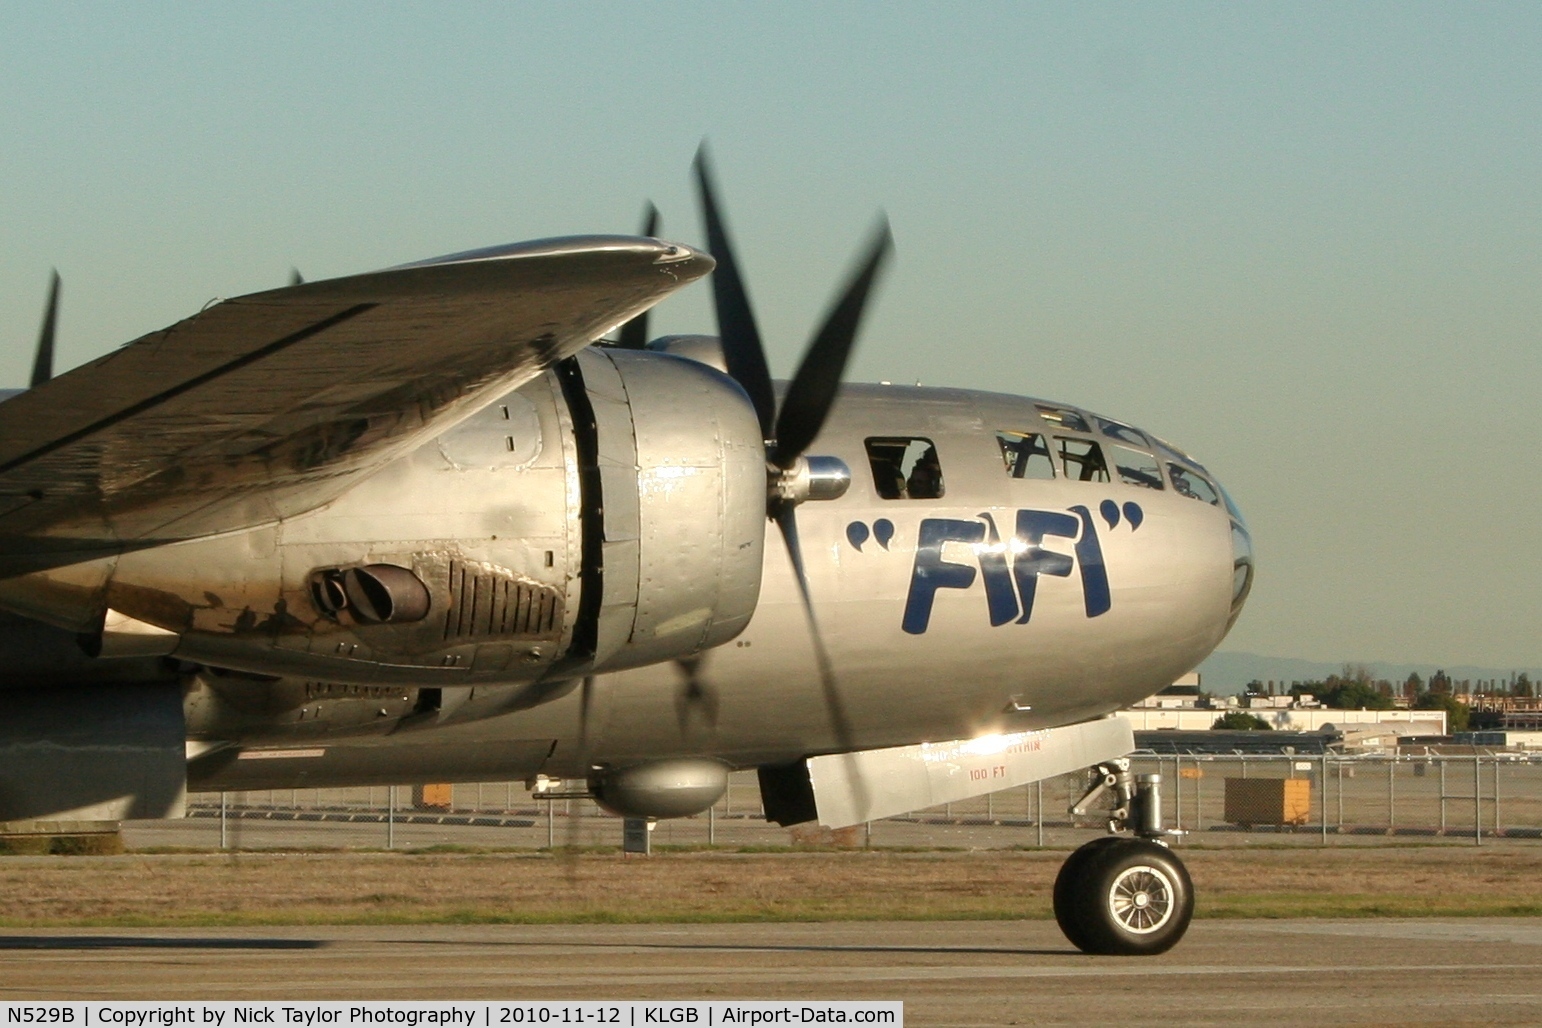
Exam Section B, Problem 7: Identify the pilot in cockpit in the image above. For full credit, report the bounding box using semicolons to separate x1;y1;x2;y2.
906;445;943;499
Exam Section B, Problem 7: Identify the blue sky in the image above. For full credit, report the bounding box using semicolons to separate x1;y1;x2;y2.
2;3;1539;668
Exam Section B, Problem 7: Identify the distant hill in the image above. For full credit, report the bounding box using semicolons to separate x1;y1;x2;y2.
1196;651;1542;695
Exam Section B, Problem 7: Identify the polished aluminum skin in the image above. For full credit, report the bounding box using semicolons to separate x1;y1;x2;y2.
182;367;1249;793
87;346;766;692
0;237;711;627
0;159;1257;958
0;234;1251;821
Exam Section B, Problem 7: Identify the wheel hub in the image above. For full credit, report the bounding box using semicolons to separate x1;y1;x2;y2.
1108;865;1174;934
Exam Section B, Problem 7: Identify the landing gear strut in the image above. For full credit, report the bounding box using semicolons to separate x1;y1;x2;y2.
1052;758;1194;955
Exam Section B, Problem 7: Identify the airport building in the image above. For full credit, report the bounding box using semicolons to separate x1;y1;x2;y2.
1123;674;1447;744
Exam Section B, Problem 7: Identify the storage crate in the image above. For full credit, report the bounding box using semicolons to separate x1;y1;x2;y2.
1224;777;1312;827
412;783;454;811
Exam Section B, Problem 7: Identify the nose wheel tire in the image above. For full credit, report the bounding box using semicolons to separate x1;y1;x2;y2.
1052;836;1123;952
1053;838;1193;955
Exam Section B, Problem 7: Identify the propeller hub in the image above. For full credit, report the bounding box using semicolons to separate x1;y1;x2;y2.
771;455;851;506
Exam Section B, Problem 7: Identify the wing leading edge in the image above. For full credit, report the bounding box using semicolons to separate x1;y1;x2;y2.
0;236;711;575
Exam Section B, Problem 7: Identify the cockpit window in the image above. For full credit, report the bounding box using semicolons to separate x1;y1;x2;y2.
1219;482;1247;528
865;437;945;499
995;431;1056;480
1151;434;1208;472
1055;437;1109;482
1097;417;1149;448
1168;463;1220;505
1109;444;1164;490
1035;405;1091;433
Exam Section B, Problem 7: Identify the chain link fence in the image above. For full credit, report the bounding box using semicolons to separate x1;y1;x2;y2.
121;752;1542;851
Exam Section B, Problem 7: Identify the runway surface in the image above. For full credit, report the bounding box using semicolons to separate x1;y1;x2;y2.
3;919;1541;1026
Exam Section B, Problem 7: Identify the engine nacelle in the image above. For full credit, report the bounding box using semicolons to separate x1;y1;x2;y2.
0;348;767;691
589;758;730;819
583;348;766;673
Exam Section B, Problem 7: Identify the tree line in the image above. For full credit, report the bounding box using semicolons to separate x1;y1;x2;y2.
1224;664;1536;734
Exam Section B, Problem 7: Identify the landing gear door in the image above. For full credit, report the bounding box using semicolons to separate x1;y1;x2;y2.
804;716;1135;828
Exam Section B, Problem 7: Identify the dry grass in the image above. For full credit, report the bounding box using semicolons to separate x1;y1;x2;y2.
0;844;1539;927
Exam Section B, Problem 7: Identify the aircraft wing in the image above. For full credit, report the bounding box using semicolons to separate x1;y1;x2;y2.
0;236;711;574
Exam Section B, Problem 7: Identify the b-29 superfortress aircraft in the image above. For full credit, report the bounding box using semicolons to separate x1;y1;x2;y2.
0;152;1252;955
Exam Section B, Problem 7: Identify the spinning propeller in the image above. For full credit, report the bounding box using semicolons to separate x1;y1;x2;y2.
19;266;305;392
568;148;891;841
29;270;60;387
692;144;893;771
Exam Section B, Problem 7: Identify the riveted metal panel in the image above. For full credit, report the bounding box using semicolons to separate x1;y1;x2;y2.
576;350;642;668
598;350;765;670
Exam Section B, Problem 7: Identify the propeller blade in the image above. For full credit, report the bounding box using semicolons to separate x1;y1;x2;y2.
615;202;661;350
694;144;776;439
770;218;893;469
563;674;596;874
30;270;59;388
674;653;720;734
576;674;594;768
289;268;304;287
773;503;868;815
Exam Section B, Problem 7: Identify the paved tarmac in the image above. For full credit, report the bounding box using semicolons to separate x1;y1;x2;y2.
3;919;1541;1025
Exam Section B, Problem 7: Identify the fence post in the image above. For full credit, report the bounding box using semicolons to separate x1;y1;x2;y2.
1388;754;1396;835
1320;753;1328;845
1174;757;1182;832
1337;759;1344;829
220;791;228;850
1440;759;1447;835
1474;756;1482;847
1494;758;1501;836
387;785;396;849
708;801;716;846
1036;779;1044;848
1195;758;1204;832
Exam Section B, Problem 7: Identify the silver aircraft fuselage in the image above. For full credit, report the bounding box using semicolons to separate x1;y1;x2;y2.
176;361;1250;789
0;215;1242;956
571;381;1246;770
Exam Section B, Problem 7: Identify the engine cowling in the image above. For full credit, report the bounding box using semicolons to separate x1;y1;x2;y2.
583;348;766;673
3;348;767;690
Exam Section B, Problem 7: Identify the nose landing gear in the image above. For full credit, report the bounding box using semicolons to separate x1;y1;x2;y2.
1053;759;1194;955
